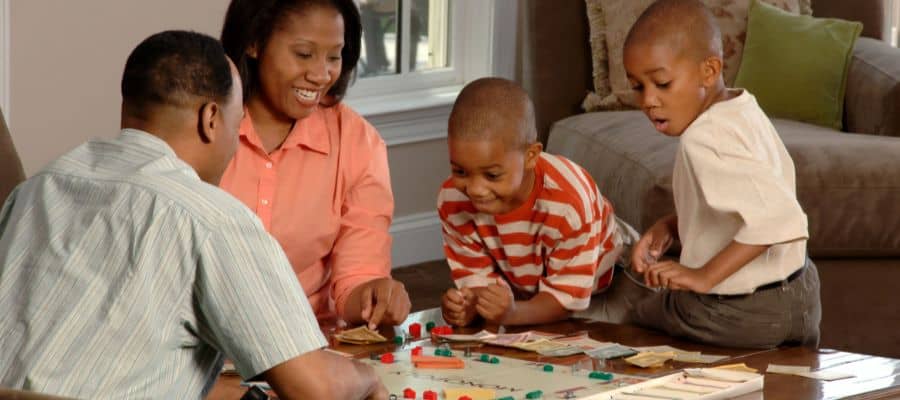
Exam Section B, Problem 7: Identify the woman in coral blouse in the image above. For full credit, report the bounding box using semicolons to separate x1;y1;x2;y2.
219;0;410;328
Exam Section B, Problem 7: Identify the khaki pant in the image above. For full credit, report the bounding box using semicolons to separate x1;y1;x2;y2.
577;259;822;349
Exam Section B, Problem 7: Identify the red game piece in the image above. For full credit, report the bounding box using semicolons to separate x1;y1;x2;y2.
380;353;394;364
431;325;454;336
458;396;473;400
403;388;416;399
409;322;422;338
412;346;423;356
423;390;438;400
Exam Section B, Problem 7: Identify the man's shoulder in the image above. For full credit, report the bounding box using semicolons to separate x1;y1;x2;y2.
41;137;259;233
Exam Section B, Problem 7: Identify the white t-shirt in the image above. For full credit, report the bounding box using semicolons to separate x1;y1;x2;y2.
673;90;808;295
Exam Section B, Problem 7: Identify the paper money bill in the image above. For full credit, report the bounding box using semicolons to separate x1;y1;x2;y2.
586;344;638;359
334;326;387;344
625;351;677;368
766;364;812;375
713;363;758;373
513;339;582;356
632;345;726;363
795;370;855;381
438;330;497;342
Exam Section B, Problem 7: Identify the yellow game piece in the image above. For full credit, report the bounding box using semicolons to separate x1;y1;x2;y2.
443;387;496;400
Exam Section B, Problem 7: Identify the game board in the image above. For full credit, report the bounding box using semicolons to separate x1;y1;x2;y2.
366;345;764;400
365;344;646;400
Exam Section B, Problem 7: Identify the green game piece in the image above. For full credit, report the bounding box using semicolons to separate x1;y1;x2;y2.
489;357;500;364
525;390;543;399
589;371;613;380
434;348;442;356
426;321;436;332
497;397;515;400
443;350;453;357
480;354;490;362
543;364;554;372
393;335;404;345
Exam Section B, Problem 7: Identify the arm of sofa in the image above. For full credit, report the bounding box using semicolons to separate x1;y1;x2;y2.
0;108;26;204
843;37;900;137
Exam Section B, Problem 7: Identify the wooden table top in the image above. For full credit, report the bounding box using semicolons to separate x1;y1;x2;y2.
207;308;900;400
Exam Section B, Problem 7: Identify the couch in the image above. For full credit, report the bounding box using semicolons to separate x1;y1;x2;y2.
521;0;900;357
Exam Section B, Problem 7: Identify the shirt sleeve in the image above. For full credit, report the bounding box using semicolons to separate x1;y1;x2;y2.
438;186;498;289
329;118;394;320
681;127;808;245
540;190;617;311
194;211;327;379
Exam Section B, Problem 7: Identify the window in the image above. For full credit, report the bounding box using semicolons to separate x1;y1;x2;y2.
892;0;899;47
345;0;514;120
357;0;450;78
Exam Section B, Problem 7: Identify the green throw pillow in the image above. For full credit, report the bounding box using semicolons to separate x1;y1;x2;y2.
734;0;862;130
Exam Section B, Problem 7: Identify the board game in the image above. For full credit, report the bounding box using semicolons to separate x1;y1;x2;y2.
364;344;644;400
364;345;763;400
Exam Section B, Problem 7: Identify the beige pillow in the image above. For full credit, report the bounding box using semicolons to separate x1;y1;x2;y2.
583;0;812;111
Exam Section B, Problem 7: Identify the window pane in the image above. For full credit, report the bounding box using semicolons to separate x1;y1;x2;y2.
409;0;451;72
359;0;399;77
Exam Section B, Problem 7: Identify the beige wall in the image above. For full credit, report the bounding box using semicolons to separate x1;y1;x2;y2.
7;1;453;223
9;0;229;176
387;139;449;216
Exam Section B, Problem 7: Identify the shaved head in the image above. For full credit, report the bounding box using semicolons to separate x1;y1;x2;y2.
448;77;537;150
625;0;721;62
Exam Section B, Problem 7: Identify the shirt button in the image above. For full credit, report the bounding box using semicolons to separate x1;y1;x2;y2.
261;199;269;206
265;162;273;169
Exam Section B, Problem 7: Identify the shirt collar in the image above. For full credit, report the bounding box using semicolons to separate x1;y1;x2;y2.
240;108;331;155
119;128;178;158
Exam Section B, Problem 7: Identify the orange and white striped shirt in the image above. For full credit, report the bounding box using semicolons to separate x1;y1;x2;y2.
438;153;625;311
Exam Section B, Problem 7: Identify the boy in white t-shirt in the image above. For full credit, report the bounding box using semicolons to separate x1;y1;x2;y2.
622;0;821;348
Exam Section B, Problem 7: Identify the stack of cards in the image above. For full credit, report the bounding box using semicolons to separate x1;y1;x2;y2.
334;326;388;345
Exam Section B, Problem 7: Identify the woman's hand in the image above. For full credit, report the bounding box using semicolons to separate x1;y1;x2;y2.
357;278;411;329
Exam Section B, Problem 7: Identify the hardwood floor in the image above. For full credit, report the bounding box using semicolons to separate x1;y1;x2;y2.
392;259;452;312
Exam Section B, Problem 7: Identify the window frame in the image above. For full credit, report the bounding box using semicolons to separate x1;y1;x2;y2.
344;0;514;122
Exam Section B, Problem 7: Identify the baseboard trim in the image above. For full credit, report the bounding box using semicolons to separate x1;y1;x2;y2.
390;211;443;268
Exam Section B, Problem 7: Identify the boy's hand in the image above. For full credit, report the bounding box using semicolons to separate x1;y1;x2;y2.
475;278;515;324
359;278;412;329
441;287;478;327
631;219;676;273
644;261;713;293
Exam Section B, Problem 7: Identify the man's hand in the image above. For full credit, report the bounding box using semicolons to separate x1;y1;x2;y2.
365;380;389;400
644;260;713;293
441;287;478;327
264;350;389;400
631;216;676;273
475;278;515;324
358;278;411;329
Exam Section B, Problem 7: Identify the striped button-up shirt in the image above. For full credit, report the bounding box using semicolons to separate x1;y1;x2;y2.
0;129;326;399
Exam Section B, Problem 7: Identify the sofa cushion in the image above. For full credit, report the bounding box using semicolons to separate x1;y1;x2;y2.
735;0;862;131
547;110;900;257
583;0;811;111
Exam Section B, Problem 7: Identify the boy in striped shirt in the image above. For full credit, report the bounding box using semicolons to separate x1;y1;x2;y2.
438;78;634;327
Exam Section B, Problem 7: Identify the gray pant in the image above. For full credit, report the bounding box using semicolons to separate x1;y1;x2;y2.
577;259;822;349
